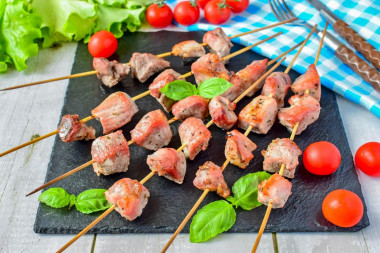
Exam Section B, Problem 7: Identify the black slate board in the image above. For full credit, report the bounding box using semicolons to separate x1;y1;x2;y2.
34;31;369;234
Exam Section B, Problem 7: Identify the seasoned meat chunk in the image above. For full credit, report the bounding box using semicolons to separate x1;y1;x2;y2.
258;173;292;209
191;53;230;85
147;148;186;184
172;40;206;58
193;161;230;198
105;178;150;221
221;73;244;102
149;69;185;112
225;130;257;169
262;72;292;108
58;114;95;142
209;96;237;130
278;94;321;135
131;110;172;150
291;64;321;101
236;59;268;97
91;130;130;176
262;138;302;178
93;57;130;87
172;95;209;121
238;95;278;134
203;28;233;61
130;53;170;83
91;92;138;134
179;117;212;160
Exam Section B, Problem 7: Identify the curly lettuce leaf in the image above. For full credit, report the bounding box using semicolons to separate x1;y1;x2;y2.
0;0;42;71
31;0;97;47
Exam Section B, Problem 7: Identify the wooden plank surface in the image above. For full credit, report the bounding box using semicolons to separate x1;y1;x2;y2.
0;42;379;253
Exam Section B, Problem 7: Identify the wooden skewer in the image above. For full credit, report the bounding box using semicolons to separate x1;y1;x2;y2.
56;170;156;253
26;35;281;195
161;125;253;253
251;22;329;253
1;18;297;92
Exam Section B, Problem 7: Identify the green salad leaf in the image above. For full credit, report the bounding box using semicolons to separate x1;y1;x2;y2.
75;189;111;214
38;188;72;209
197;78;233;99
0;0;42;71
190;200;236;243
160;80;199;101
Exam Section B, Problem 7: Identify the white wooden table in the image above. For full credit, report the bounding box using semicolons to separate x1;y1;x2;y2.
0;43;379;253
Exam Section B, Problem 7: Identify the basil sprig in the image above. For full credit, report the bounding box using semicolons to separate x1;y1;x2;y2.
159;78;233;101
38;187;111;214
189;172;271;243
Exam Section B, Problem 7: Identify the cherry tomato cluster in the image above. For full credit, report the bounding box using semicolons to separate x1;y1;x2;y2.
146;0;250;28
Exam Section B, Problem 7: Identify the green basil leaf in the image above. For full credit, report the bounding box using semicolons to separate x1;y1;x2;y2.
226;196;237;206
75;189;111;214
69;194;76;209
232;172;271;210
197;78;233;99
38;188;71;208
190;200;236;243
159;80;198;101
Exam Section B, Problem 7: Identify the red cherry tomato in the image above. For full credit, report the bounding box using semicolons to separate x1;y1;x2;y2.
226;0;249;13
197;0;211;9
204;0;231;25
303;141;341;175
88;31;118;58
322;189;363;227
355;142;380;177
174;1;200;26
146;3;173;28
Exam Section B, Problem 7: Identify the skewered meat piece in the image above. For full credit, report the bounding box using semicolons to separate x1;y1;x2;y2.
172;40;206;58
91;92;138;134
262;138;302;178
225;130;257;169
93;58;130;88
131;110;172;150
57;114;95;142
191;53;230;85
237;59;268;97
221;73;245;102
209;95;237;130
203;28;233;61
130;53;170;83
193;161;230;198
179;117;212;160
105;178;150;221
91;130;130;176
147;148;186;184
172;95;209;121
149;69;185;112
278;94;321;135
258;173;292;209
238;95;278;134
261;72;292;108
291;64;321;101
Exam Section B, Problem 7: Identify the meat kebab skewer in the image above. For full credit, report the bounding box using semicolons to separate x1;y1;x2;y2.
251;22;328;253
1;34;285;159
0;18;297;92
26;34;285;195
160;27;317;253
56;58;287;253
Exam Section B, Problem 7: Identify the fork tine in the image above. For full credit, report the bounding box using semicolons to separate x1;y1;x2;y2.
268;0;283;21
280;0;297;19
269;0;287;21
274;0;292;20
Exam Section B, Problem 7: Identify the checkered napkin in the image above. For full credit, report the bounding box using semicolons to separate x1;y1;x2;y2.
164;0;380;118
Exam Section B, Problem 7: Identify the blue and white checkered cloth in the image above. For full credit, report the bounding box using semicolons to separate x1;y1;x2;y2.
165;0;380;118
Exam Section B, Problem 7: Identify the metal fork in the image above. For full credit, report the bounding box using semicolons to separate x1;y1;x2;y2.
268;0;380;91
